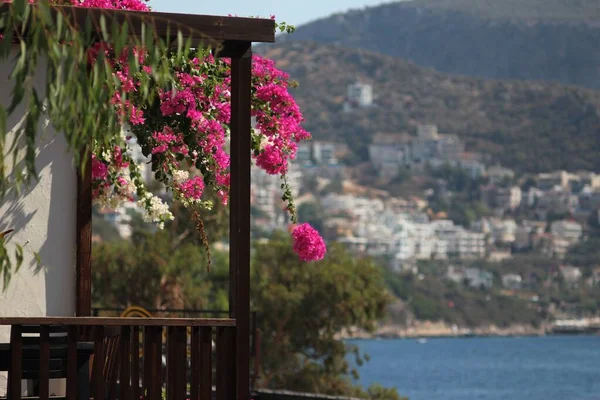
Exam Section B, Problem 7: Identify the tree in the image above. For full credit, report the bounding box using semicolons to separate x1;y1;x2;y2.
92;229;218;310
297;201;326;233
92;211;400;398
251;232;395;396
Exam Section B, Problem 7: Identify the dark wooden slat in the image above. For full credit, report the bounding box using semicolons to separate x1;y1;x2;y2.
0;317;236;327
253;328;261;389
144;326;162;400
199;327;212;400
190;326;202;400
167;327;175;400
143;327;151;399
131;326;140;400
167;327;187;400
229;44;252;400
93;326;105;400
121;326;132;400
175;327;187;400
66;326;77;400
216;327;235;400
0;4;276;43
76;152;92;317
9;325;23;400
39;325;50;400
104;327;120;400
190;327;200;400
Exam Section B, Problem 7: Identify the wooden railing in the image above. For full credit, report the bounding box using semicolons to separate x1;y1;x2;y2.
0;317;237;400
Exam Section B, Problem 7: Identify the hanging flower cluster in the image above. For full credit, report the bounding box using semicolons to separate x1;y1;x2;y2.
46;0;327;261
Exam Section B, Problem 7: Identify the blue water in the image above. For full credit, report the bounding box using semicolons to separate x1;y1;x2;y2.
348;336;600;400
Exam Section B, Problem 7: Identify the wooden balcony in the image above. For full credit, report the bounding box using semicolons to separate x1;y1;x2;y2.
0;317;237;400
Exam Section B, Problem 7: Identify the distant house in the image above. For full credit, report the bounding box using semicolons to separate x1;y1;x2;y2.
432;220;486;259
446;266;493;289
513;220;546;251
368;133;412;178
551;220;583;244
534;190;579;219
313;141;339;165
559;265;582;287
486;166;515;185
502;273;523;290
537;170;574;191
465;268;494;289
480;185;522;213
346;81;373;108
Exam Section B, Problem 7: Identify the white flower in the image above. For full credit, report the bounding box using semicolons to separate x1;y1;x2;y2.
172;170;190;184
137;193;174;228
102;149;112;162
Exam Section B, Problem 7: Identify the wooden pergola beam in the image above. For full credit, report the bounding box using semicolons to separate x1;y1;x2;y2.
228;40;252;400
0;4;276;44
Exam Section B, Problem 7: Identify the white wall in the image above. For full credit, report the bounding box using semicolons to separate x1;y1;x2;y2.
0;50;77;395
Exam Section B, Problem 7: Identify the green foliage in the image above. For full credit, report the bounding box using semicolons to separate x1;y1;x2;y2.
251;233;394;396
565;238;600;270
383;267;543;327
92;229;214;309
91;213;400;396
281;0;600;91
297;201;326;232
260;41;600;172
412;0;600;21
0;0;202;289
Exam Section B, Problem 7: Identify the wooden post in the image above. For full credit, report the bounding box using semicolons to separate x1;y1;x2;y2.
76;150;92;317
227;40;252;400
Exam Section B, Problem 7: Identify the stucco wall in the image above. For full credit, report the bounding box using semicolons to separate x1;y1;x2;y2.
0;50;77;395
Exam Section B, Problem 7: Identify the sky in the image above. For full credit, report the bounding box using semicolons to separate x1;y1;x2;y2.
148;0;396;27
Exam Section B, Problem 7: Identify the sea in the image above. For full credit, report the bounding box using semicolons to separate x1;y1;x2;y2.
348;335;600;400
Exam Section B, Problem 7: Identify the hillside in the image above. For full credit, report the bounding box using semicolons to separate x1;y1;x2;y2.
276;0;600;89
259;42;600;172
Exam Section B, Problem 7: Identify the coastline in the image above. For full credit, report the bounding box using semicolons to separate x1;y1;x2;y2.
337;321;551;340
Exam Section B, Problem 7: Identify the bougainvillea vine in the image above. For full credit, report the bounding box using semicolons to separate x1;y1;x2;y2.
34;0;327;261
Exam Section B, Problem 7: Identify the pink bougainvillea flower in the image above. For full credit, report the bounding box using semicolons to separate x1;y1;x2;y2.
178;176;205;200
91;155;109;180
292;223;327;262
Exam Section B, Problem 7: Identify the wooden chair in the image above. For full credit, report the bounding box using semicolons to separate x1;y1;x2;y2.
89;326;122;400
2;325;123;400
3;325;93;399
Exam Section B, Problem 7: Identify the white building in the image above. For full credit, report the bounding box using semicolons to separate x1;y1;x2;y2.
537;170;574;191
313;141;338;165
368;133;412;178
347;82;373;108
513;221;546;251
432;220;486;259
436;134;464;161
251;164;302;229
295;143;312;166
560;265;582;287
474;217;517;244
486;166;515;185
502;273;523;289
459;159;487;179
551;220;583;244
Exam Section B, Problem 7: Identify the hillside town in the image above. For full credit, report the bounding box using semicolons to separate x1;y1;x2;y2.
95;83;600;299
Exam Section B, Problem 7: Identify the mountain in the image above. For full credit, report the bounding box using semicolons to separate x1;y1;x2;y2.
277;0;600;89
259;42;600;172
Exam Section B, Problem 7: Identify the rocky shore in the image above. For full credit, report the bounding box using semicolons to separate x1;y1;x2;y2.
337;321;548;340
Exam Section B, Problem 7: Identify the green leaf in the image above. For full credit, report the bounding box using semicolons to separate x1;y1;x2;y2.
13;0;26;20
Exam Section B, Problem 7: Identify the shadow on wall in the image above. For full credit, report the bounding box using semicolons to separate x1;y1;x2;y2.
0;132;77;316
38;135;77;316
